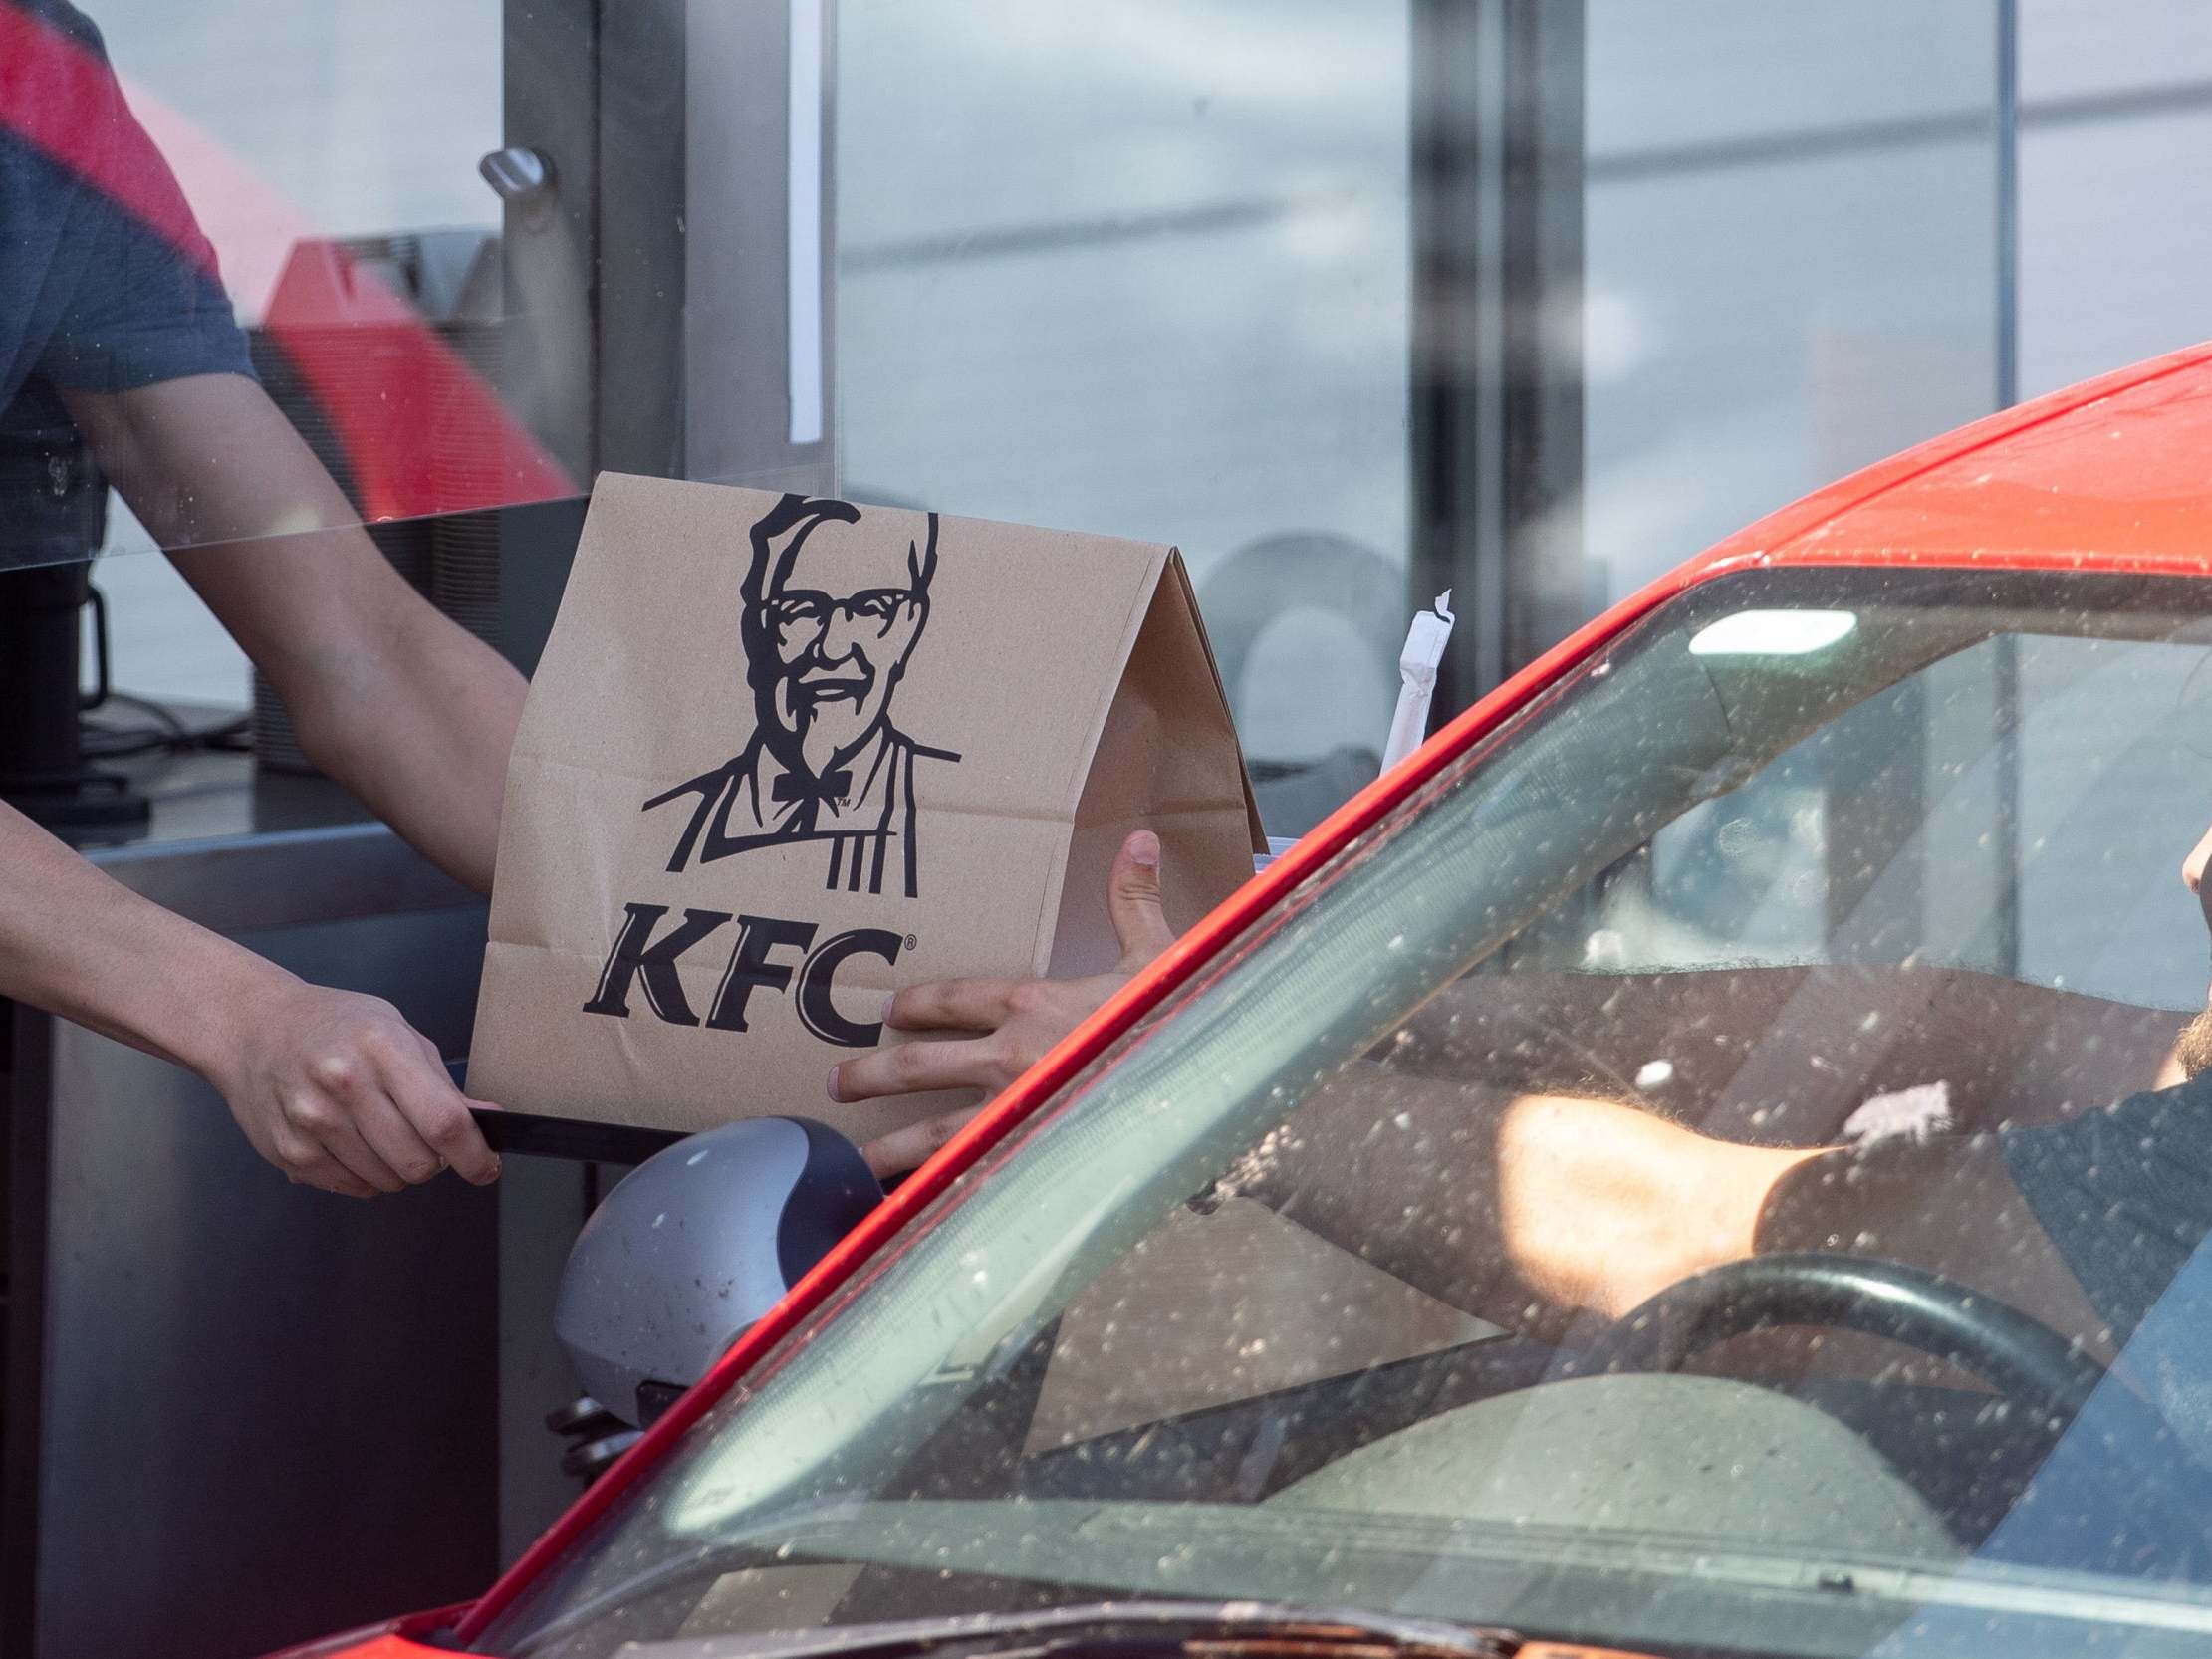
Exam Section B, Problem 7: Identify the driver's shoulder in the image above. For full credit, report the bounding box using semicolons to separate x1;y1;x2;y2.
2000;1068;2212;1236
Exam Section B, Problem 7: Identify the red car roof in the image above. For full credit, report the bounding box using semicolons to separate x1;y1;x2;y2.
1692;340;2212;579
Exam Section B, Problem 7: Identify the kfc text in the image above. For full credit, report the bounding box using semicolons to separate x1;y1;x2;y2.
582;902;907;1047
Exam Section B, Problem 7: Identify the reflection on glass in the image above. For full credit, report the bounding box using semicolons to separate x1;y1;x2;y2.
0;0;577;790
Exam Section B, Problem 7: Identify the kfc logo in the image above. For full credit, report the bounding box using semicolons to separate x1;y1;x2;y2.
642;493;960;899
580;904;904;1048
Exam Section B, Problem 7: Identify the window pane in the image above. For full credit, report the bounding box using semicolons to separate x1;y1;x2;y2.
1585;0;2001;605
836;0;1412;808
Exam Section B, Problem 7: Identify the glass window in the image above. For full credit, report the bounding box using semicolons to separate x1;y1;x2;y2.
1584;1;2002;606
835;0;1413;816
0;0;530;715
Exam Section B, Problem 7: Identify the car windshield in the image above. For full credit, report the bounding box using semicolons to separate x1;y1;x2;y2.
480;566;2212;1659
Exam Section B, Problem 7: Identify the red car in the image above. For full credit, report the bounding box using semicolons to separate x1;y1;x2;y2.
272;342;2212;1658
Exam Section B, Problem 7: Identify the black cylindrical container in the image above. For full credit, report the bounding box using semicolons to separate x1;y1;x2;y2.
0;399;146;829
0;562;89;784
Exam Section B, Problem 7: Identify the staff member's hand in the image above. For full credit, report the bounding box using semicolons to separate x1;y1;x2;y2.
835;830;1176;1177
211;978;502;1197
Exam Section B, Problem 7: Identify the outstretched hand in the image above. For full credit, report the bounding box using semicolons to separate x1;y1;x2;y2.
212;978;503;1197
837;830;1176;1177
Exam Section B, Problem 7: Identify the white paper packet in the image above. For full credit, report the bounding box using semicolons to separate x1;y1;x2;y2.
1382;590;1457;774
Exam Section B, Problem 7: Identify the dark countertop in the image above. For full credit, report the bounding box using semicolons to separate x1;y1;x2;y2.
69;745;479;933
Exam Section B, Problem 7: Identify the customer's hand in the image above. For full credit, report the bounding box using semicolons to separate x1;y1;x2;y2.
208;977;502;1196
838;830;1176;1177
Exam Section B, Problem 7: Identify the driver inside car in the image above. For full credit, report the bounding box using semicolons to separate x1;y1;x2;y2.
836;822;2212;1367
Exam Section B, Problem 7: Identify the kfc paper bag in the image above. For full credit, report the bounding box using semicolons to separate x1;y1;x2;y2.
469;474;1264;1142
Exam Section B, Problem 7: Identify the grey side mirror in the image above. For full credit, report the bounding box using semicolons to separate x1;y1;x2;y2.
554;1116;882;1427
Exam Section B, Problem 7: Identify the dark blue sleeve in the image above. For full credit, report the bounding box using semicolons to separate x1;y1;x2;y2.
2002;1072;2212;1346
6;0;252;394
34;194;253;393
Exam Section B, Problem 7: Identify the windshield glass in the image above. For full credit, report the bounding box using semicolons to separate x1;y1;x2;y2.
480;567;2212;1659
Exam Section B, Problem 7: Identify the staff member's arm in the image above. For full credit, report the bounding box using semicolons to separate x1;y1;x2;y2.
0;802;498;1196
0;372;519;1196
0;5;505;1195
64;373;523;893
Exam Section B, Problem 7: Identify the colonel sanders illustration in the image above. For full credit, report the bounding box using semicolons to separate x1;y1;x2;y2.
643;493;960;899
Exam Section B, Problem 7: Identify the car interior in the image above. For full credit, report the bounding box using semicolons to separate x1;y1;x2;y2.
889;574;2212;1582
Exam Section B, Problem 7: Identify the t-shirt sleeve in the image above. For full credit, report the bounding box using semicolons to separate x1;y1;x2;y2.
19;1;252;393
2001;1073;2212;1345
34;194;253;393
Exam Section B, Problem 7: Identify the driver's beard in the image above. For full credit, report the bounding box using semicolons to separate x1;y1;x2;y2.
2177;1000;2212;1081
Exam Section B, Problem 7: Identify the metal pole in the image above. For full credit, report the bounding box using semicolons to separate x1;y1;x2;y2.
1996;0;2020;410
1409;0;1586;721
1994;0;2023;976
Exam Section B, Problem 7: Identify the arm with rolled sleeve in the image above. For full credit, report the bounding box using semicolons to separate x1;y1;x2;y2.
0;0;514;1193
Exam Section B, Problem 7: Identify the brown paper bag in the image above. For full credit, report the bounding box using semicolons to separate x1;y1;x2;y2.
469;474;1263;1141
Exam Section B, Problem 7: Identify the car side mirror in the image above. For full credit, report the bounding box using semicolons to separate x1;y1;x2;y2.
554;1116;882;1428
